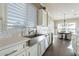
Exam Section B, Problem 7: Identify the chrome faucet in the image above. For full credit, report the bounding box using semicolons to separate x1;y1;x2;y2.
28;30;34;34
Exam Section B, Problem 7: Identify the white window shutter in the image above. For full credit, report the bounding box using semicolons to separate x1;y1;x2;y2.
7;3;26;29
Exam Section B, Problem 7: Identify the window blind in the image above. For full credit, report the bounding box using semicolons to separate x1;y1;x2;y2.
7;3;26;29
27;4;37;27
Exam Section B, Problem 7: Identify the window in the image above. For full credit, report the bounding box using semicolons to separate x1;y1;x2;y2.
6;3;26;29
27;3;37;27
58;23;76;34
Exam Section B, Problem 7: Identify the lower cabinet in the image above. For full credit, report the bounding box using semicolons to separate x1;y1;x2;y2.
0;35;51;56
37;42;41;56
26;39;46;56
48;35;52;45
0;42;25;56
17;52;25;56
76;37;79;56
44;38;49;50
37;39;45;56
16;50;26;56
26;44;38;56
72;35;77;55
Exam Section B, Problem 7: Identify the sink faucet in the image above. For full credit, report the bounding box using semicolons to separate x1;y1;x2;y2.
28;30;34;34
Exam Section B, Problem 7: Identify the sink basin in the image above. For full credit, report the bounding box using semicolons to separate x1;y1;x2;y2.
24;34;43;38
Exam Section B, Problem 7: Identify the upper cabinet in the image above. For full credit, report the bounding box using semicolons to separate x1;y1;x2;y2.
38;9;48;26
48;14;54;33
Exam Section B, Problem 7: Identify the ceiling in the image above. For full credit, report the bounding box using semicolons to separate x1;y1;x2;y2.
43;3;79;20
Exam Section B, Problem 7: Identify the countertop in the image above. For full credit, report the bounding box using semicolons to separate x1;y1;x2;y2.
58;32;71;34
0;33;48;51
0;36;31;51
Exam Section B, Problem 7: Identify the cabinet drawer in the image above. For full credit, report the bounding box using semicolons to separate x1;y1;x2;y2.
18;42;25;50
16;49;25;56
0;42;25;56
16;52;25;56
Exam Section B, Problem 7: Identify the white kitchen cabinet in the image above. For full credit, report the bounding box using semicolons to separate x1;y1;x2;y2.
16;51;26;56
44;37;49;50
49;36;52;45
45;35;51;46
26;44;38;56
0;36;50;56
40;39;45;55
17;52;25;56
0;42;25;56
38;9;47;26
38;39;45;56
72;35;77;55
49;33;53;45
76;37;79;56
37;42;41;56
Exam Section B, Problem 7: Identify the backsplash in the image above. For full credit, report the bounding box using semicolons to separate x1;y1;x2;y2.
37;26;48;34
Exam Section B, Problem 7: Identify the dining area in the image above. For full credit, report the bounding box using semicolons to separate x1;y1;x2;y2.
58;32;72;41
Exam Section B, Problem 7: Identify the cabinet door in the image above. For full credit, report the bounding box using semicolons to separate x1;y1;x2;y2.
37;39;45;56
16;52;25;56
42;10;47;26
37;43;41;56
71;35;77;55
26;44;38;56
38;9;47;26
38;9;43;25
40;39;45;55
49;34;52;45
44;38;49;50
49;37;52;45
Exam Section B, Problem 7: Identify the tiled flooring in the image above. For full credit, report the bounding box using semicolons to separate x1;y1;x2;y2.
43;38;75;56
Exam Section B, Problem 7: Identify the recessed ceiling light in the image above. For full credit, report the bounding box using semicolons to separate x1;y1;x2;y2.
72;10;74;12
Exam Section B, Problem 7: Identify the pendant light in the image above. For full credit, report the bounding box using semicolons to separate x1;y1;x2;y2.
63;13;66;32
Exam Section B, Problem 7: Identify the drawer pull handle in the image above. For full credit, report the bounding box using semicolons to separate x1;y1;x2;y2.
5;50;17;56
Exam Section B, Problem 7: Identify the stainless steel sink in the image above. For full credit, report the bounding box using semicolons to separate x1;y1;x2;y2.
24;34;44;47
27;35;45;46
24;34;43;38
